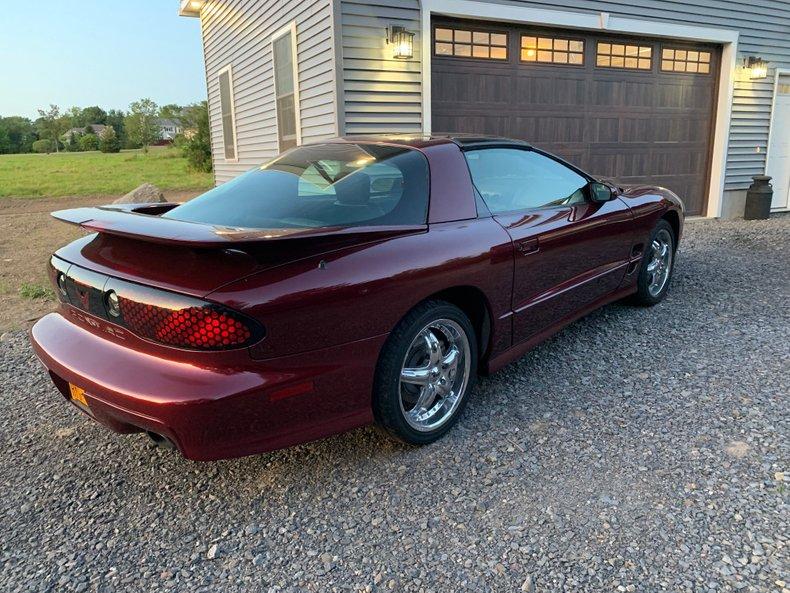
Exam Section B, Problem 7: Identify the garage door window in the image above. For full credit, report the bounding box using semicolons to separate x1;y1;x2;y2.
464;149;588;213
435;27;507;60
661;48;711;74
596;42;652;70
521;36;584;65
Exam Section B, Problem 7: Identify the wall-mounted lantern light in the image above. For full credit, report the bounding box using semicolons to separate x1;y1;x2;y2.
386;25;415;60
745;56;768;80
178;0;205;17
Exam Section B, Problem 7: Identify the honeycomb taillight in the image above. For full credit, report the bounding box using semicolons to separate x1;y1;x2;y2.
48;257;263;351
118;297;260;350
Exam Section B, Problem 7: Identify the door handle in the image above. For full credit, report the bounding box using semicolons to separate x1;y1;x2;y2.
516;238;539;255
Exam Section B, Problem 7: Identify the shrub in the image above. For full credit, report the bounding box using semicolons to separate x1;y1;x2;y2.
180;102;212;173
65;132;81;152
99;125;121;153
32;139;53;153
79;133;99;151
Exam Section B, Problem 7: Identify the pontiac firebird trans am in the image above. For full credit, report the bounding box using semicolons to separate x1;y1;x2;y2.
30;135;683;460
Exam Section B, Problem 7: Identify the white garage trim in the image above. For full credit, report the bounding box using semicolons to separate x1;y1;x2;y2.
420;0;740;218
765;68;790;213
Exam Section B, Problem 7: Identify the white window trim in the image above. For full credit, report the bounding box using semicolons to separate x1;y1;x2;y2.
271;21;302;150
420;0;740;219
217;64;239;163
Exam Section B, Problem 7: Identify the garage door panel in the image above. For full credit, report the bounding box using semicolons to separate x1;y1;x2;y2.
586;152;620;178
616;116;707;145
431;18;718;216
432;71;513;105
588;118;620;143
621;118;655;143
659;118;709;144
531;117;586;144
432;114;511;136
514;76;587;106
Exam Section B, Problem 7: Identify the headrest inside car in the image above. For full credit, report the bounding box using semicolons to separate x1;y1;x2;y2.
334;172;371;205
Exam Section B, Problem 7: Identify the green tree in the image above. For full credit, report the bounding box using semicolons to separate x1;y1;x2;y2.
105;109;127;146
83;125;95;136
99;125;121;153
125;98;159;152
65;132;80;152
158;103;182;120
0;116;36;153
78;133;99;151
78;106;107;126
64;105;107;128
180;101;212;173
36;104;67;152
0;126;10;153
32;139;54;153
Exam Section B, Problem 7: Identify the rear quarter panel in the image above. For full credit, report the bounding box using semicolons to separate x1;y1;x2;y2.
208;217;514;360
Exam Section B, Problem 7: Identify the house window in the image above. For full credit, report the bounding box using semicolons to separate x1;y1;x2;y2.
521;36;584;65
661;48;711;73
434;27;508;60
217;66;237;161
272;23;300;152
596;42;652;70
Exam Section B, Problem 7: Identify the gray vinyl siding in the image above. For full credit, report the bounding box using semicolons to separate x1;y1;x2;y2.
341;0;423;135
200;0;337;184
339;0;790;191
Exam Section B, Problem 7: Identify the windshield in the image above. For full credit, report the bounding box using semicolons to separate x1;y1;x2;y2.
164;143;430;229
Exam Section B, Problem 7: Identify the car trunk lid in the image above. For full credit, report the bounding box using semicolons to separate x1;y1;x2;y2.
52;203;425;297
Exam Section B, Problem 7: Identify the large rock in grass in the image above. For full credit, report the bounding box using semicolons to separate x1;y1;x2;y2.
113;183;165;204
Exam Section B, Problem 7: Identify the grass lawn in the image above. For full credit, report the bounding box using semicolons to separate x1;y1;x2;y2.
0;146;213;198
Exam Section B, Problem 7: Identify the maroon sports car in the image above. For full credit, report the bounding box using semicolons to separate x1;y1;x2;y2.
31;135;683;460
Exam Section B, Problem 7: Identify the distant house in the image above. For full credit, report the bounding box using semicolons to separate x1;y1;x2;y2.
61;124;108;140
154;118;183;141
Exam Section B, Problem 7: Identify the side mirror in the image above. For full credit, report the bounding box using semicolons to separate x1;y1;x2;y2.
589;182;614;203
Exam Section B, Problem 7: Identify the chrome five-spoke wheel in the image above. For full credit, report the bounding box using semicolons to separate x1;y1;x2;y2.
399;319;472;432
373;301;477;444
646;228;673;297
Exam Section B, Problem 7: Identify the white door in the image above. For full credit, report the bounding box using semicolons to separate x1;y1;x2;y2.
766;73;790;210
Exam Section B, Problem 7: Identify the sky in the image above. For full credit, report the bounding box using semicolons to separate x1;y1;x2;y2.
0;0;207;119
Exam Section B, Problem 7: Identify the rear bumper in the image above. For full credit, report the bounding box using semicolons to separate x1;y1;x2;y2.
30;313;384;460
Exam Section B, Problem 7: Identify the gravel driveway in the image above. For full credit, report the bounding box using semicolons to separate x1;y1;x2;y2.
1;217;787;593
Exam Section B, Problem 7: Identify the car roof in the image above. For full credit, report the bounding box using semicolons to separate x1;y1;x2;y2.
323;134;533;150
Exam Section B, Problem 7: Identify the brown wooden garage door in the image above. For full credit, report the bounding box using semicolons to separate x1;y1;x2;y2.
431;18;720;216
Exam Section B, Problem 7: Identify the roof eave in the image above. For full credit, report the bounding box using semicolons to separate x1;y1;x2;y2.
178;0;202;17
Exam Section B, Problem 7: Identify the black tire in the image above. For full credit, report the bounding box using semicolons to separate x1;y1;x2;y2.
373;300;478;445
631;219;676;306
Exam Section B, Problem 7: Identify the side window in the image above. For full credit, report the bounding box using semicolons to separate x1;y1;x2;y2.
217;66;237;161
464;148;588;213
272;24;300;153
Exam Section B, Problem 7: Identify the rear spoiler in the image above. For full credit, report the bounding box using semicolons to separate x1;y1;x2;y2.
51;204;426;248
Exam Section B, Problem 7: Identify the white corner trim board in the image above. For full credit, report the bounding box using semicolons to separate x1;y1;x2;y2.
419;0;740;218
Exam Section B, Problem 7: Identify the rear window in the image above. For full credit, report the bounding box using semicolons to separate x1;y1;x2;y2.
165;143;429;229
